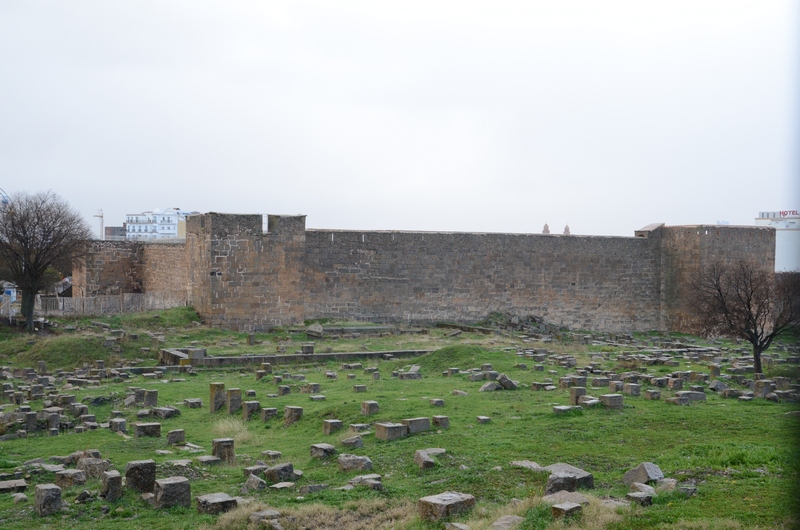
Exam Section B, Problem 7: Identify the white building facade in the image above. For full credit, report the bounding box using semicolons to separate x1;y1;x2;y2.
754;209;800;272
125;208;196;241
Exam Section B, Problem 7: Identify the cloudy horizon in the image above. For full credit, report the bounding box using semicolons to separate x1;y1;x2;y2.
1;1;797;239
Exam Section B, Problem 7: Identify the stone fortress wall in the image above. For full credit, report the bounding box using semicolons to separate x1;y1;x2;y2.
73;213;775;333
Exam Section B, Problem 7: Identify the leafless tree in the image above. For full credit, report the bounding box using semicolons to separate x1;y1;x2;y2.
0;191;92;330
693;260;800;373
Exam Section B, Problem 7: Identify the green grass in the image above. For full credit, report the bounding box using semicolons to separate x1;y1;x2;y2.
0;310;797;529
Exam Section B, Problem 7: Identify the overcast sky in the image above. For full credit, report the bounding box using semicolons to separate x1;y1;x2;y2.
0;1;797;238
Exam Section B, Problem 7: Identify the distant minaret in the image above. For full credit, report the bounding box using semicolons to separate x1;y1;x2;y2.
542;223;550;235
563;224;570;236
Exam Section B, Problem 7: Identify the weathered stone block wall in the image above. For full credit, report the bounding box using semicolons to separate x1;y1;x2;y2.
73;241;144;296
141;244;188;293
659;225;775;332
185;213;306;331
302;228;663;331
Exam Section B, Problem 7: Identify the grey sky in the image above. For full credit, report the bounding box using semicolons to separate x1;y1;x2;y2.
1;1;797;238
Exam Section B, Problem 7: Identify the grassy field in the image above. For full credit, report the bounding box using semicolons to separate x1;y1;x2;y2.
0;309;798;529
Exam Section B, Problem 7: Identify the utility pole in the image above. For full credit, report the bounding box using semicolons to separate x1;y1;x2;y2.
94;209;104;240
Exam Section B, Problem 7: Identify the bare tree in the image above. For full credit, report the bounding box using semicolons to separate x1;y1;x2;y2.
693;260;800;373
0;191;92;330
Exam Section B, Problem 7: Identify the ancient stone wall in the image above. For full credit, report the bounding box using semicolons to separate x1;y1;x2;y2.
302;228;663;331
77;214;776;334
185;213;306;331
73;241;144;296
658;225;775;332
73;241;188;297
141;244;187;294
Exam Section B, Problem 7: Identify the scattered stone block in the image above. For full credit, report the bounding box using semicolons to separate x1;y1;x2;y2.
77;457;109;479
100;470;122;502
569;387;586;406
541;490;590;506
196;492;237;514
622;462;664;486
125;460;156;493
543;463;594;489
284;406;303;426
323;419;343;435
342;435;363;448
626;491;653;505
645;389;661;400
154;476;191;509
552;501;582;518
250;509;281;524
622;383;640;396
477;416;491;424
338;454;373;472
242;401;261;421
212;438;235;463
361;401;379;415
0;479;27;493
599;394;623;410
55;469;87;488
196;455;221;466
432;415;450;429
34;484;62;516
167;429;186;445
375;422;408;441
226;388;242;414
415;450;436;470
184;398;202;408
311;443;337;459
418;491;476;521
242;473;267;493
491;515;525;529
265;462;294;483
261;407;278;421
402;417;431;434
134;422;161;438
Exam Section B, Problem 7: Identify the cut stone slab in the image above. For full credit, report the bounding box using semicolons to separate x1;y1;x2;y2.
626;491;653;505
415;450;436;470
342;435;364;448
242;473;267;493
622;462;664;486
338;454;373;472
0;479;27;493
543;463;594;489
134;422;161;438
630;482;656;496
432;415;450;429
310;443;337;459
552;501;582;518
196;455;222;466
361;401;379;415
284;406;303;427
545;473;577;495
34;483;62;516
491;515;524;529
401;417;431;434
212;438;235;463
541;490;590;506
418;491;476;522
77;457;109;479
250;509;281;523
323;419;343;435
55;469;87;488
375;422;407;441
476;416;491;424
196;492;238;514
265;462;295;483
154;476;191;509
100;470;122;502
270;481;295;490
125;460;156;493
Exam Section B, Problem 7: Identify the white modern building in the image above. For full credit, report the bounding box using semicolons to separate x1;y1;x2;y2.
125;208;198;241
755;210;800;272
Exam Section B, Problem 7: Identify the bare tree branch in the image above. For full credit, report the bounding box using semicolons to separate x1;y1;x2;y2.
0;191;92;330
692;260;800;373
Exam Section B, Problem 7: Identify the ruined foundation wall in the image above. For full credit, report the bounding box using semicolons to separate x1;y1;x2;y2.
141;244;188;294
